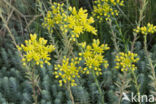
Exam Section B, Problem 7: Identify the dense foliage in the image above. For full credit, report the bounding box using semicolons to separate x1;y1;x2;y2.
1;0;156;104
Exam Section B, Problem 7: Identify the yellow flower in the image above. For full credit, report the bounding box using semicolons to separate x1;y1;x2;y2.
54;56;81;86
92;0;124;22
43;2;97;41
17;33;55;67
79;39;109;76
115;51;139;72
133;23;156;35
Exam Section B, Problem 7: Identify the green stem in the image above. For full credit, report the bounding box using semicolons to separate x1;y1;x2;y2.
67;84;75;104
31;64;38;104
92;70;104;104
66;0;69;11
131;70;141;104
144;36;156;86
107;20;119;52
114;17;128;52
131;0;148;52
117;71;127;104
32;72;38;104
114;17;122;36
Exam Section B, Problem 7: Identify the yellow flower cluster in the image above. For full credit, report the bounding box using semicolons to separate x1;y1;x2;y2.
92;0;124;21
79;39;109;76
43;2;97;41
54;57;81;86
115;51;139;72
42;2;65;32
133;23;156;35
17;34;55;67
67;7;97;41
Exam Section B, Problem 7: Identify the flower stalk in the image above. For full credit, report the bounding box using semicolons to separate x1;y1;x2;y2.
30;68;39;104
92;70;104;104
67;83;75;104
131;0;148;52
108;20;119;52
143;35;156;87
131;70;141;104
117;71;128;104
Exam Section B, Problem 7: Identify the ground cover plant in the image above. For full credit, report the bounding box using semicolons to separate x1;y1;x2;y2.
1;0;156;104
